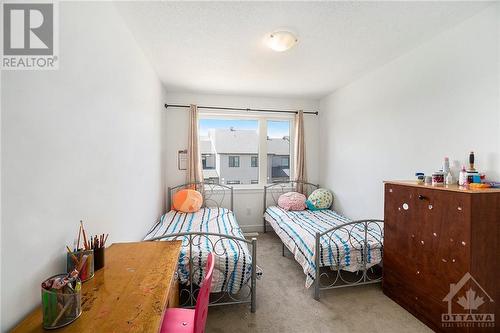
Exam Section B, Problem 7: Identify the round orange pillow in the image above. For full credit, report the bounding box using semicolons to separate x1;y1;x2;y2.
172;189;203;213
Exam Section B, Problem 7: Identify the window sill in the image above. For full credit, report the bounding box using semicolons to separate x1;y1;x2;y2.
230;185;294;193
232;186;265;193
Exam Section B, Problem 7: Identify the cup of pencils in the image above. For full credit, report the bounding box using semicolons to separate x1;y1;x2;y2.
66;248;94;282
41;272;82;329
92;234;108;270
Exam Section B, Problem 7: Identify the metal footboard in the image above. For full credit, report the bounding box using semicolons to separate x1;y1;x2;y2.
147;232;257;313
314;219;384;300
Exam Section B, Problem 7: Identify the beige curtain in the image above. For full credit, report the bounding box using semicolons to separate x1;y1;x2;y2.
294;110;307;194
187;104;203;185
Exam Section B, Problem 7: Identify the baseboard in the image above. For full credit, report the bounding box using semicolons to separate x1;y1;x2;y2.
241;225;265;233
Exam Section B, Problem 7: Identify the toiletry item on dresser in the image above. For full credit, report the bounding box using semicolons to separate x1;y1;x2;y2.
445;172;453;185
443;157;450;175
459;165;467;186
425;176;432;185
464;151;481;183
467;172;481;184
468;151;476;172
415;172;425;184
432;171;445;186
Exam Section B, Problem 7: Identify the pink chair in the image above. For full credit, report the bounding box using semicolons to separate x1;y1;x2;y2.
160;252;214;333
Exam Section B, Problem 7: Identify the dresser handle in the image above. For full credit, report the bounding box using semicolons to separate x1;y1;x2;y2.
418;195;428;201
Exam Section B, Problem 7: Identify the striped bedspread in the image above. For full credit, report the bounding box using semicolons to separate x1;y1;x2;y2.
265;206;383;288
144;207;254;294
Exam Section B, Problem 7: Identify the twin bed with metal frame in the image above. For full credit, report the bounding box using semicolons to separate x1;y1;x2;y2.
144;182;257;313
144;180;382;313
263;180;384;300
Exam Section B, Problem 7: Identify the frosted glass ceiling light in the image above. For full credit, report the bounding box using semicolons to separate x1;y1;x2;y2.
265;30;298;52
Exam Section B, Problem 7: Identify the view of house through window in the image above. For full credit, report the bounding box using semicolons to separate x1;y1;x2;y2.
199;118;259;185
267;120;291;183
199;117;292;185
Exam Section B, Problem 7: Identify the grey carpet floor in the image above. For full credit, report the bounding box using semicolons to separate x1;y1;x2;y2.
206;232;431;333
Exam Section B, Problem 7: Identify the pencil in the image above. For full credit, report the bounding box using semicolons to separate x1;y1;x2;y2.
76;225;81;251
103;233;109;247
80;220;88;250
66;246;78;265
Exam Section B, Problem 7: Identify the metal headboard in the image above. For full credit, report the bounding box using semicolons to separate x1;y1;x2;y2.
263;180;319;209
168;182;234;211
262;180;319;233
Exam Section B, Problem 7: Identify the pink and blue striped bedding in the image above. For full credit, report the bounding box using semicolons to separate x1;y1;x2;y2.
264;206;383;288
144;207;254;294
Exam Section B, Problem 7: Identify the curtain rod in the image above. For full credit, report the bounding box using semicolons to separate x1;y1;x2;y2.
164;104;318;115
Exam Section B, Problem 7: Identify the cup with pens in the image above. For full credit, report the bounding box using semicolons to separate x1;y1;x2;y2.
92;233;107;271
41;271;82;329
66;221;109;282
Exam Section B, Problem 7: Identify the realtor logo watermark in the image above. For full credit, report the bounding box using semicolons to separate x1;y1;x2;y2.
2;1;58;70
442;272;495;329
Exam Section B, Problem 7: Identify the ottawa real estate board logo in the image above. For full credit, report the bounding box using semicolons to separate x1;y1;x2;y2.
441;272;495;329
2;2;58;70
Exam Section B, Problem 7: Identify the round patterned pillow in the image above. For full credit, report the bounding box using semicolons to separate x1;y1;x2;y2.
277;192;307;211
307;188;333;210
172;189;203;213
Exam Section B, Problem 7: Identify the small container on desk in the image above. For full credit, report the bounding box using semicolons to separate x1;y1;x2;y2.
93;247;105;271
432;171;445;186
67;249;94;282
41;274;82;329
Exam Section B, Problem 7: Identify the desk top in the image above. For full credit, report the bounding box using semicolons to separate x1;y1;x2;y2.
12;241;182;333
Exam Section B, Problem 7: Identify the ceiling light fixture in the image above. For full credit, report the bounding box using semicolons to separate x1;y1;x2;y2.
264;30;298;52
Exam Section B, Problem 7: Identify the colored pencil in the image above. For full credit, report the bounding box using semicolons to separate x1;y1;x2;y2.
65;246;78;265
76;225;81;251
80;220;88;250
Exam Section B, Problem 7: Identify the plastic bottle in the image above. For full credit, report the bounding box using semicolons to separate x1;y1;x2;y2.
446;172;453;185
459;165;467;186
443;157;450;175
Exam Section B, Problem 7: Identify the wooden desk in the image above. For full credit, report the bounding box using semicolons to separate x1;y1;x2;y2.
12;241;181;333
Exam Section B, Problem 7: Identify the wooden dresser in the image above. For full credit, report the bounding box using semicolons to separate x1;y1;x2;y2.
383;181;499;333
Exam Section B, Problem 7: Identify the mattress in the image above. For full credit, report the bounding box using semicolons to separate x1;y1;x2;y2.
144;207;254;294
264;206;383;288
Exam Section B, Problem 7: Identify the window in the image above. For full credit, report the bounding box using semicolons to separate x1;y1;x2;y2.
229;156;240;168
202;154;215;170
267;120;291;183
199;118;259;185
198;116;292;186
251;156;258;167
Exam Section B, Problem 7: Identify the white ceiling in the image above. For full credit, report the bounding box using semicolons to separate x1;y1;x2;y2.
116;1;492;99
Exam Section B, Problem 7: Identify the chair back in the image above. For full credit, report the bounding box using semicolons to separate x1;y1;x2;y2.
193;252;215;333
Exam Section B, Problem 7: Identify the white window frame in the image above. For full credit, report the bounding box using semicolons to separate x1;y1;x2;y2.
198;111;295;188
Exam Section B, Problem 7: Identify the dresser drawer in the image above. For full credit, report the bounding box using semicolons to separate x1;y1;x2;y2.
383;266;468;333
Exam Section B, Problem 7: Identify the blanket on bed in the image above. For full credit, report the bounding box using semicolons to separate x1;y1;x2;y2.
264;206;383;288
144;207;255;294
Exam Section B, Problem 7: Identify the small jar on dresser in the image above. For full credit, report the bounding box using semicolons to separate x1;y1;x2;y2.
383;181;499;333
